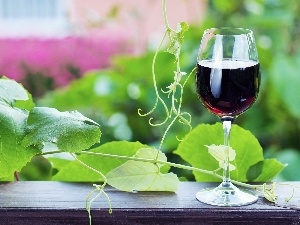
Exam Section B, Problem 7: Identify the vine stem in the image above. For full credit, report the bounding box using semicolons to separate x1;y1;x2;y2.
162;0;170;30
158;114;180;151
139;0;193;156
80;151;263;189
137;0;172;123
70;153;112;225
14;171;20;181
40;150;263;190
70;153;107;186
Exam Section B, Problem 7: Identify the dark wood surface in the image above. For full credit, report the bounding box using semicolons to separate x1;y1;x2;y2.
0;181;299;225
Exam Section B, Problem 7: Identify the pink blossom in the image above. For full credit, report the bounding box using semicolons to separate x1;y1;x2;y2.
0;35;132;88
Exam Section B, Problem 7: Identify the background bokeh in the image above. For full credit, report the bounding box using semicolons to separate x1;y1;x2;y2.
0;0;299;181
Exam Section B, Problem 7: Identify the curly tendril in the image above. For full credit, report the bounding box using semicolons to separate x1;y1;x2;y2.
138;0;194;152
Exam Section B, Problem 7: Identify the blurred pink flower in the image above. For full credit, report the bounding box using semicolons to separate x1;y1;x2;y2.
0;35;132;88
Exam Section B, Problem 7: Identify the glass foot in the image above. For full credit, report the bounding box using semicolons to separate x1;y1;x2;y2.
196;183;258;206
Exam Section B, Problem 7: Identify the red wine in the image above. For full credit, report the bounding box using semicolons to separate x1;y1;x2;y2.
196;60;260;117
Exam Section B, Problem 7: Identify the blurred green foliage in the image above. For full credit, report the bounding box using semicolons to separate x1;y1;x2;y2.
32;0;300;181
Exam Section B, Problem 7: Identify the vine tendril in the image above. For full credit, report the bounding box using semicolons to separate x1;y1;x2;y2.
70;153;112;225
138;0;194;154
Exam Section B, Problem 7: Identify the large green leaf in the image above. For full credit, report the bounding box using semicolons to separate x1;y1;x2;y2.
0;78;40;178
52;141;147;181
22;107;101;152
107;148;179;192
0;106;41;177
174;123;284;182
246;159;286;182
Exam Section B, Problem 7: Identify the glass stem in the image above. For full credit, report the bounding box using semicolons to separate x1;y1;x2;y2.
221;116;234;188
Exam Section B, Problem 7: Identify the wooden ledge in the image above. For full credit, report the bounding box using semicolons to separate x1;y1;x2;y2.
0;181;299;225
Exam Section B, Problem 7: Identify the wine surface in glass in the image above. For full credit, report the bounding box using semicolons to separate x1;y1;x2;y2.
196;59;260;117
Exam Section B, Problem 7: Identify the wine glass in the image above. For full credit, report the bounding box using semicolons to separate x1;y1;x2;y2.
195;27;260;206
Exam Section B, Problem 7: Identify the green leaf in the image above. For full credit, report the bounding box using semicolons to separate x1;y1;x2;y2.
250;159;286;182
14;90;35;111
174;123;223;182
135;147;167;167
0;174;14;181
22;107;101;152
52;141;147;181
134;147;170;173
0;106;41;178
174;123;283;182
0;78;40;178
107;148;179;192
166;22;189;60
246;160;264;182
19;156;52;180
107;161;178;192
48;157;74;179
49;157;72;171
